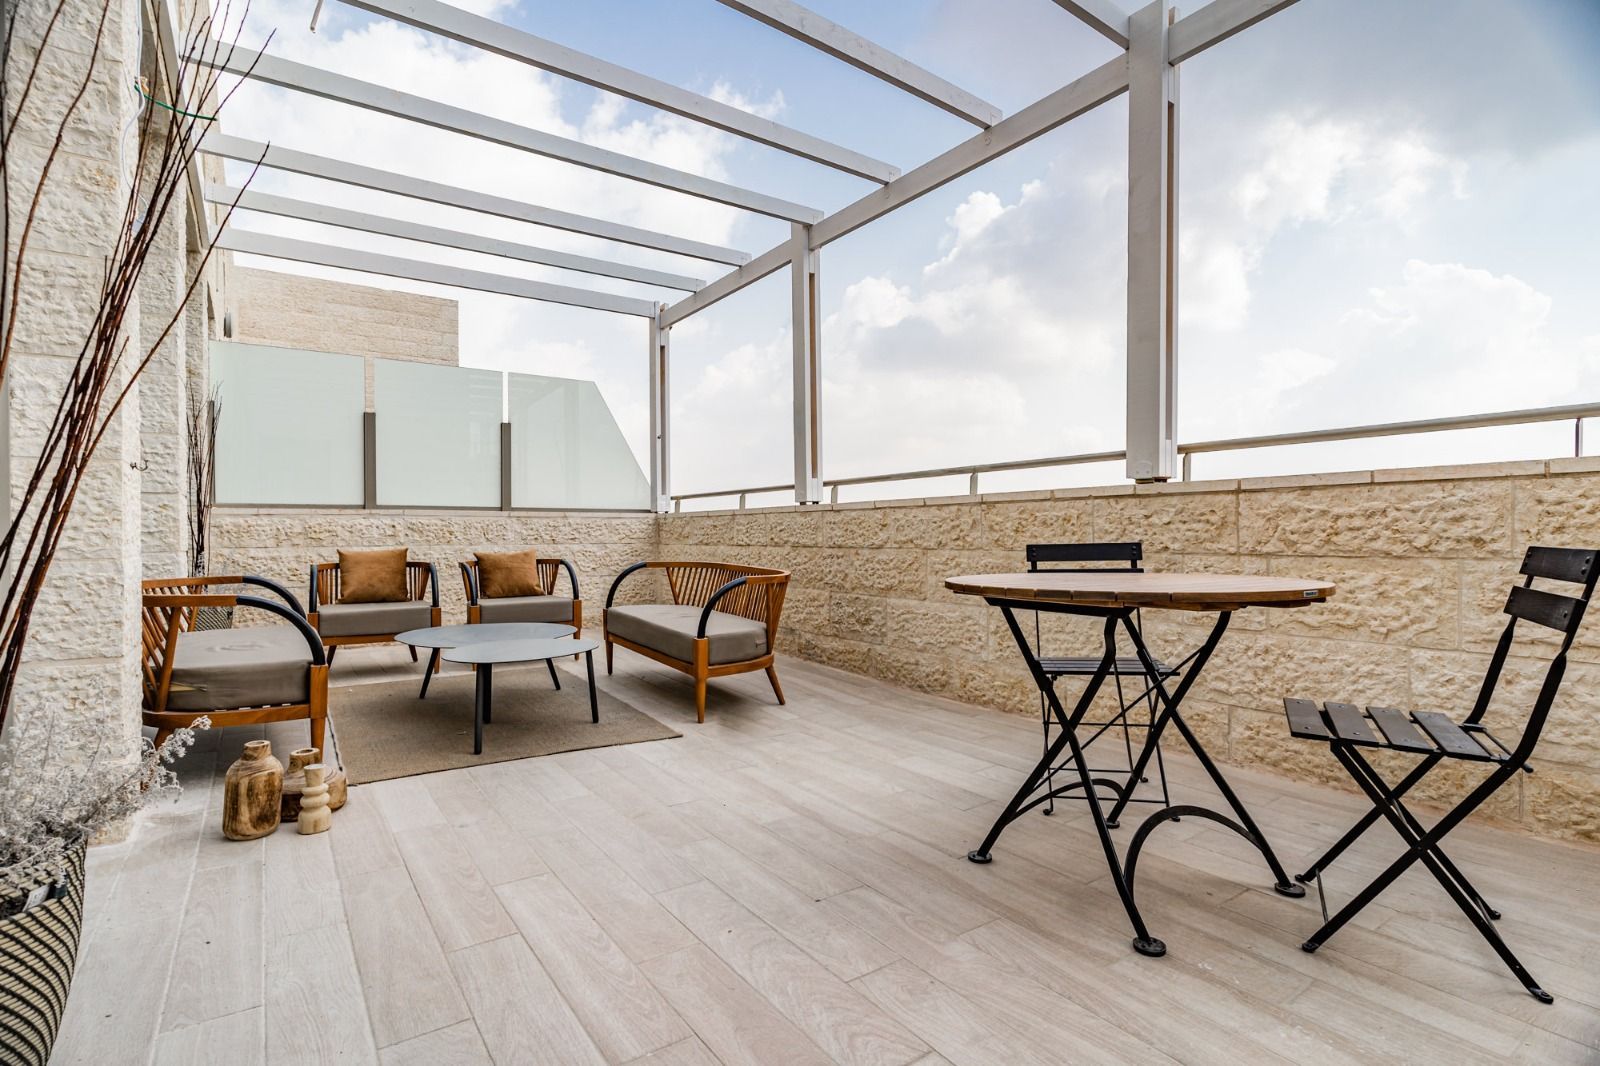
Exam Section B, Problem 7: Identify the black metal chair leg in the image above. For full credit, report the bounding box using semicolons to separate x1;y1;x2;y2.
546;658;562;690
1316;746;1548;1002
1297;754;1441;883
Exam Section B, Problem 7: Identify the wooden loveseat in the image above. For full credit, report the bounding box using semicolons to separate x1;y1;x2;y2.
140;575;329;751
603;562;789;722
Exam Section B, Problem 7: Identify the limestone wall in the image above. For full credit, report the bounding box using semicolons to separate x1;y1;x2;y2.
210;508;663;627
226;265;458;365
658;458;1600;844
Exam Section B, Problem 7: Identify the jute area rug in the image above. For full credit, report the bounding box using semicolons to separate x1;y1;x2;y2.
328;666;679;784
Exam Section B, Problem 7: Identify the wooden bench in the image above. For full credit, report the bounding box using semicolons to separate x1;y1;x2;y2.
603;562;789;722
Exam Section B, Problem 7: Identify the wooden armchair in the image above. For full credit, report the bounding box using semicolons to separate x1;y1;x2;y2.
141;575;328;751
603;562;789;722
308;560;440;663
459;556;582;633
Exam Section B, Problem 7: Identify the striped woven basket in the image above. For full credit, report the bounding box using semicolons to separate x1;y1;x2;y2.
0;841;87;1066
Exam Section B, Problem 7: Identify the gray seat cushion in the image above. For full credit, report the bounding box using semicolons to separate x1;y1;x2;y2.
317;600;433;637
167;625;313;712
478;595;576;624
607;604;768;666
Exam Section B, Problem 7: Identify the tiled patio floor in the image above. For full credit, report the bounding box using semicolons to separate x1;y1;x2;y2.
53;646;1600;1064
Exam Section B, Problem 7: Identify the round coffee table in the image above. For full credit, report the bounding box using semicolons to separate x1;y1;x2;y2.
442;637;602;754
396;622;576;699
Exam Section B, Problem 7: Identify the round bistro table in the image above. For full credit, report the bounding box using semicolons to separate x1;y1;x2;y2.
945;571;1335;958
442;637;602;755
396;622;575;699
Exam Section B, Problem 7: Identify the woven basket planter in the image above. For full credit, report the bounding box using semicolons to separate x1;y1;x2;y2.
0;840;87;1066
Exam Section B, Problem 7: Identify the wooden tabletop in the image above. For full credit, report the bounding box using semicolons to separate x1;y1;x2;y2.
945;572;1335;611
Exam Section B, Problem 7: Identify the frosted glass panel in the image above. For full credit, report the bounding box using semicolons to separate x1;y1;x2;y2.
211;341;364;505
375;361;502;508
508;374;650;510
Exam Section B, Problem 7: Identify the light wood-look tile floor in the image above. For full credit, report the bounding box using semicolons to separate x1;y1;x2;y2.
53;646;1600;1065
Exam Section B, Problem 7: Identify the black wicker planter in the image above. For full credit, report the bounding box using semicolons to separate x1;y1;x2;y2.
0;840;87;1066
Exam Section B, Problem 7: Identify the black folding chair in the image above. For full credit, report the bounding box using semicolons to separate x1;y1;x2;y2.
1027;542;1176;814
1283;544;1598;1003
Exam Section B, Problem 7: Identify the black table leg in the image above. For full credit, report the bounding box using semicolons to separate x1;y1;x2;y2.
546;658;562;690
483;664;493;725
1112;612;1305;899
419;648;440;699
586;650;598;723
473;662;490;755
971;608;1164;955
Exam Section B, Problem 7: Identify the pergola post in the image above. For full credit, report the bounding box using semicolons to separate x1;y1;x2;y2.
649;307;672;512
791;223;823;504
1125;0;1179;482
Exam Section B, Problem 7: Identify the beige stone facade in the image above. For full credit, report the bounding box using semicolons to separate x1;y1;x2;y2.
210;508;664;627
223;265;460;409
657;459;1600;845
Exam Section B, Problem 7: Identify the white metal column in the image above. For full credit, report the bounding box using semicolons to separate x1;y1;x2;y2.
791;223;823;503
1125;0;1179;482
649;307;672;512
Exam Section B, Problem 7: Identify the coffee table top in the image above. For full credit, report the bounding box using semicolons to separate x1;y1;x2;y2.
945;572;1335;611
442;637;601;666
396;622;575;648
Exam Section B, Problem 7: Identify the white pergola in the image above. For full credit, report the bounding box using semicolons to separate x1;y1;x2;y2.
188;0;1300;510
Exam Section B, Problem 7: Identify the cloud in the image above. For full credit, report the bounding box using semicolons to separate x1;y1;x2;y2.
1181;116;1467;331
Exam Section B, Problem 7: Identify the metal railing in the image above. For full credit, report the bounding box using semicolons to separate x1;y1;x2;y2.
670;400;1600;511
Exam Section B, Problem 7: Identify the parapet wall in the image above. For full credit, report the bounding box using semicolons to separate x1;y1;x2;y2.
658;458;1600;844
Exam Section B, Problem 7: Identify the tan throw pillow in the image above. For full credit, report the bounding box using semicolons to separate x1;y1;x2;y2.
337;547;410;603
476;549;545;599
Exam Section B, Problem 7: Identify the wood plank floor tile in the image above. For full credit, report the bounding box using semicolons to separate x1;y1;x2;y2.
448;934;607;1066
342;864;470;1046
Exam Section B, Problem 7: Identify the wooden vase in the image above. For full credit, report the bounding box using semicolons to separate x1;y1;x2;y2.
281;747;347;822
223;740;283;841
297;764;332;836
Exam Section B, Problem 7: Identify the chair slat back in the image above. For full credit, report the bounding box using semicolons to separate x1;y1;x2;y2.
1504;585;1584;633
664;563;778;626
461;558;567;598
311;563;341;606
1520;546;1597;584
1027;542;1143;572
1471;544;1600;761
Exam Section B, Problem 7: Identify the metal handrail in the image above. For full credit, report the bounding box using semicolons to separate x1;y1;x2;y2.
670;401;1600;511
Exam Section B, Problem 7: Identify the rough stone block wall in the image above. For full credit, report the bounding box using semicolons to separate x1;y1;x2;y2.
209;508;664;631
658;458;1600;844
2;0;147;781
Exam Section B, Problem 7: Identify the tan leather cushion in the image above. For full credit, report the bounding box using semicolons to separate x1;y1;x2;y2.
478;595;574;624
607;604;768;666
317;600;433;637
166;626;313;712
338;547;409;603
476;549;545;599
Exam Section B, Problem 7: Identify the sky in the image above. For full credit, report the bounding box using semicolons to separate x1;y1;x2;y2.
211;0;1600;504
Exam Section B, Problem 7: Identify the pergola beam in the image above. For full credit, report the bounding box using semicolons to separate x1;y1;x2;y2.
711;0;1001;127
217;228;660;316
1166;0;1301;64
201;132;752;265
202;43;822;224
207;185;706;292
812;54;1128;247
662;53;1130;325
658;242;790;328
1051;0;1132;49
336;0;901;184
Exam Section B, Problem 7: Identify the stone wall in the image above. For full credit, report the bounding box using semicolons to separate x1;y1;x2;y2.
658;458;1600;844
210;508;663;628
3;0;148;782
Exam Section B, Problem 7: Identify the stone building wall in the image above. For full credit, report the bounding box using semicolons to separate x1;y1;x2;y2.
225;266;459;407
2;0;149;781
209;508;663;628
658;458;1600;844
